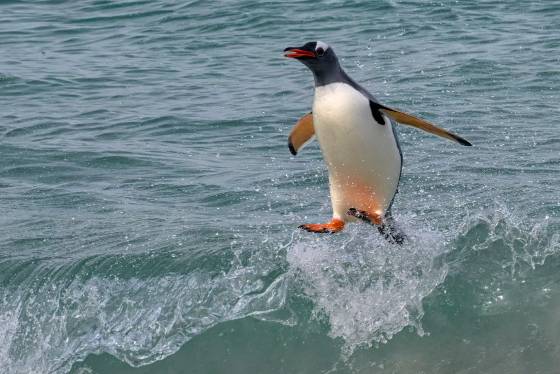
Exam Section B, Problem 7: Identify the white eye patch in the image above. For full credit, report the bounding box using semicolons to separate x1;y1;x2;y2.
315;40;329;55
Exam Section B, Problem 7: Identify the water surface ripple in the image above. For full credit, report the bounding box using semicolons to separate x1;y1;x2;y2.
1;1;559;373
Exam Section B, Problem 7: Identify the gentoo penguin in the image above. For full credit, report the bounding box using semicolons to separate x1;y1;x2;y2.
284;41;471;244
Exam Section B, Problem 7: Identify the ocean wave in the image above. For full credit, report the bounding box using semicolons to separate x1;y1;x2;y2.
2;203;558;374
0;248;290;374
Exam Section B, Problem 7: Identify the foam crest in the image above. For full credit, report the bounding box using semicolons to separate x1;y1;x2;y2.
455;205;560;277
286;216;448;353
451;205;560;316
0;254;289;374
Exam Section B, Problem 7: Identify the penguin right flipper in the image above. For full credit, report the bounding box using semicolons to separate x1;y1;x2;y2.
369;101;472;146
288;112;315;155
347;208;406;245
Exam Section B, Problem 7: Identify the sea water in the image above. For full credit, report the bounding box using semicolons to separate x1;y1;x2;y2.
1;1;559;373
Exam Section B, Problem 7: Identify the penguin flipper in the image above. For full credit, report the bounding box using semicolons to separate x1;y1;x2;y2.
347;208;406;245
288;112;315;155
370;101;472;146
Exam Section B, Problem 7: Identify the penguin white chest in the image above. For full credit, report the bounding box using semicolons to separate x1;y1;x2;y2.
312;82;402;219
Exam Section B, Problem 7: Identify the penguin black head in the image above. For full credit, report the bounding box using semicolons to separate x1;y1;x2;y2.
284;41;342;86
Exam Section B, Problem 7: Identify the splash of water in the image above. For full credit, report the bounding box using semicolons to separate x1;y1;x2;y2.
286;205;559;360
2;207;557;373
286;215;448;354
0;251;290;374
450;205;560;316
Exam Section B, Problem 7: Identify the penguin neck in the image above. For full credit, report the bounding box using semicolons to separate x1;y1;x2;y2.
312;63;347;87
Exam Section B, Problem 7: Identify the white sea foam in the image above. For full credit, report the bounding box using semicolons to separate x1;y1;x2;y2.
0;252;290;374
286;214;448;354
453;205;560;317
456;204;560;277
2;208;557;373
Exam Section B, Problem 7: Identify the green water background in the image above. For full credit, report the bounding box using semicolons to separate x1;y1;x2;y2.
1;1;559;373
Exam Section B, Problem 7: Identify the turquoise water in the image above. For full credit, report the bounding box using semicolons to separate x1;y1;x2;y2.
1;1;559;373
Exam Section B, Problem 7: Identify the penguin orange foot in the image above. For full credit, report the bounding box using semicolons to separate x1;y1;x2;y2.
299;218;345;234
346;208;382;225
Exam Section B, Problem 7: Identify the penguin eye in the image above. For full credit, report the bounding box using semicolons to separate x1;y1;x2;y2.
316;47;325;57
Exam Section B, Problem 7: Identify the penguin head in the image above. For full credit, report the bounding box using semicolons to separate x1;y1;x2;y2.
284;41;341;84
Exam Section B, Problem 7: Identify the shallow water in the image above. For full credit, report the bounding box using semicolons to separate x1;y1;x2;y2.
1;1;559;373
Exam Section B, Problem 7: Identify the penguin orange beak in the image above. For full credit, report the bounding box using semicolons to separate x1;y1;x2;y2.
284;48;316;59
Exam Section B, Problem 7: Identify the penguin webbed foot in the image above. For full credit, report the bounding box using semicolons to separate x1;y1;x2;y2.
299;219;344;234
346;208;382;225
377;223;406;245
347;208;406;245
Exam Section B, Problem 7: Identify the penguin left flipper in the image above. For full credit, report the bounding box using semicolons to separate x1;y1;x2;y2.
288;112;315;155
299;218;344;234
369;100;472;146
